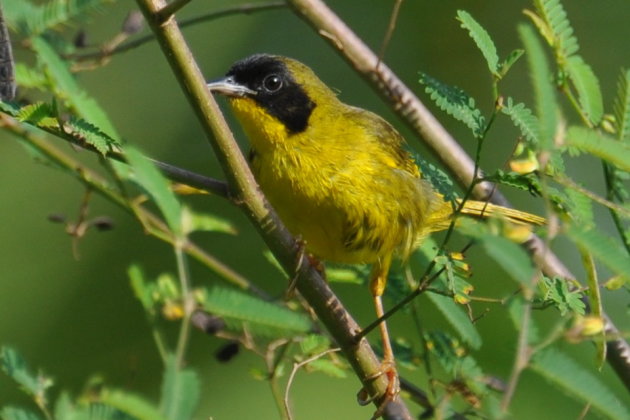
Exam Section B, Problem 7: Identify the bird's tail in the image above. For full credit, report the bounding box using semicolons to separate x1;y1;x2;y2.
457;199;546;225
426;199;545;232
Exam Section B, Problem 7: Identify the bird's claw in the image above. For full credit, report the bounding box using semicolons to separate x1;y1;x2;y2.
357;360;400;418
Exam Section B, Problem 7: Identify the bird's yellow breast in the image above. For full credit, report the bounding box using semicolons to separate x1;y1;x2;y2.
228;95;441;264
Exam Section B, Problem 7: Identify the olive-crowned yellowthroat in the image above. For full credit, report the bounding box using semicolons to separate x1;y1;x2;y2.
207;54;543;399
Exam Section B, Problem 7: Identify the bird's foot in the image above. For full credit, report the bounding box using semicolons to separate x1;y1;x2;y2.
357;359;400;418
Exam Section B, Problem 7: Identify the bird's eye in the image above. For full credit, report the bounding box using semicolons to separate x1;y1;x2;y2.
262;74;283;93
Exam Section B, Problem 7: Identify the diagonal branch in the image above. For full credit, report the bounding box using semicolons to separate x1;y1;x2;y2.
134;0;413;417
286;0;630;391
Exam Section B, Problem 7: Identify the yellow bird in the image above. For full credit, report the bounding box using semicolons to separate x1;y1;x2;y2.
207;54;543;398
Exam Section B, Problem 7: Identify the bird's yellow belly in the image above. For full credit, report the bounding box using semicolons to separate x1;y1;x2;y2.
251;149;423;264
253;154;370;263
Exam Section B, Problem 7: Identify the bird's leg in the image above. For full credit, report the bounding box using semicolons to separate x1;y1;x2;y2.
368;255;400;406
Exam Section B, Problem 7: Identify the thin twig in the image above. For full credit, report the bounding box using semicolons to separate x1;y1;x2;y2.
555;174;630;218
174;239;193;368
266;339;293;420
69;2;286;62
500;296;532;413
156;0;192;23
376;0;404;68
283;348;341;420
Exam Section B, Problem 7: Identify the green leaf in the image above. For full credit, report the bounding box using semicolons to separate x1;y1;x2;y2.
300;334;331;355
305;358;347;379
518;23;557;149
427;292;481;349
160;355;200;420
30;36;120;140
568;225;630;279
613;68;630;142
456;10;499;75
415;156;458;201
15;102;57;127
532;0;580;58
101;389;169;420
1;347;52;401
502;98;541;146
53;392;79;420
181;207;236;235
565;126;630;172
128;264;158;316
199;286;312;338
66;116;118;155
565;55;603;125
326;266;365;284
538;276;585;315
532;348;630;420
419;72;486;137
423;331;487;395
14;63;48;90
497;49;525;79
3;0;110;37
126;146;183;236
262;250;287;277
484;170;542;196
0;407;42;420
432;254;474;304
0;101;21;115
563;186;594;226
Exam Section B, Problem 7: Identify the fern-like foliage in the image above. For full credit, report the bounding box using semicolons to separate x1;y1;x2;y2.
527;1;603;126
456;10;499;75
419;72;486;137
568;225;630;280
160;356;199;420
0;101;119;156
518;24;557;149
484;170;542;196
427;293;482;349
564;187;595;226
413;152;458;201
502;98;541;146
532;348;630;420
497;49;525;79
531;0;579;60
565;126;630;172
13;63;48;90
565;55;603;125
1;347;52;413
613;68;630;142
538;276;585;316
423;331;488;397
199;286;312;338
31;36;120;139
4;0;112;37
15;102;57;127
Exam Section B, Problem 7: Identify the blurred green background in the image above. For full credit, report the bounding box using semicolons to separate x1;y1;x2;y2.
1;0;629;418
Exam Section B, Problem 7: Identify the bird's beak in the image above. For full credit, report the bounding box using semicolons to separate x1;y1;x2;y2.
207;76;256;97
